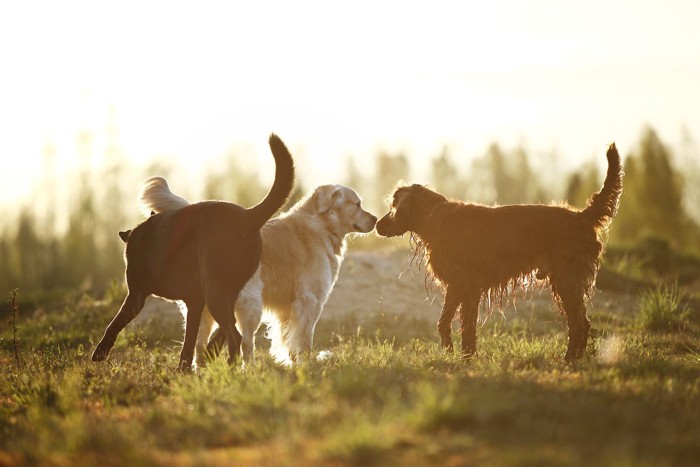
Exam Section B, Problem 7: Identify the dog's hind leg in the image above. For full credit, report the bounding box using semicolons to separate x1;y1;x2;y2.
179;298;205;372
201;241;259;365
205;299;263;365
459;292;480;359
552;278;591;361
92;292;147;362
437;287;461;352
288;293;322;358
565;298;591;361
205;325;226;357
194;307;216;368
206;293;243;365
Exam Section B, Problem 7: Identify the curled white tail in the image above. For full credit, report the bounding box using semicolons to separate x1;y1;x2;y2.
138;176;191;217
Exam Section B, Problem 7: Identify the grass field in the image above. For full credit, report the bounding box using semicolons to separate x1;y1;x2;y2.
2;249;700;466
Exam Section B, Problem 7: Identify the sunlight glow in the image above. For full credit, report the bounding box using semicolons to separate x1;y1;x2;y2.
1;1;699;205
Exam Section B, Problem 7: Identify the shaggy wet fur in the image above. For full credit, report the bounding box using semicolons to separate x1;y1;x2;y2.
91;134;295;371
376;143;623;360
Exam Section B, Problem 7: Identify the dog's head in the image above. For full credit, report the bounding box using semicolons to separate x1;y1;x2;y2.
118;210;157;243
376;184;445;237
312;184;377;235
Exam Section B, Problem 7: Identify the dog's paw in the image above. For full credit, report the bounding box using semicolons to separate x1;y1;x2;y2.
564;348;586;362
176;360;194;373
439;338;454;353
460;348;477;360
91;347;108;362
176;366;193;374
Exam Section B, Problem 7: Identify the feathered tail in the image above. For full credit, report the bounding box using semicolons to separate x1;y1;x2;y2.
138;176;190;216
581;143;623;230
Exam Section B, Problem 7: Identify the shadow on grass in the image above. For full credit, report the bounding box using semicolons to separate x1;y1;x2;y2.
408;370;700;466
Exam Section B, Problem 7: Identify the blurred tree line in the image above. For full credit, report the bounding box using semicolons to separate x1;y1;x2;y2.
1;126;699;301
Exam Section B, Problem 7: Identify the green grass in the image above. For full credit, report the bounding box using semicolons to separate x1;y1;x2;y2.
1;285;699;466
637;282;693;332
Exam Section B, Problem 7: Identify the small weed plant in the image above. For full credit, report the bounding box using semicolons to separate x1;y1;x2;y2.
637;282;691;332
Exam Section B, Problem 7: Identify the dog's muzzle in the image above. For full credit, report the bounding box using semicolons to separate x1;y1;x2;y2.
354;214;378;233
375;215;401;237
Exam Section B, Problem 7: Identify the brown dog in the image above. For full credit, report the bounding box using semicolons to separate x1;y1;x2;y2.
92;134;295;371
376;143;622;360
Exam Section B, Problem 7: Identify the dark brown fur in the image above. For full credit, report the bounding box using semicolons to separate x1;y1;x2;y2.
376;143;623;360
92;134;295;371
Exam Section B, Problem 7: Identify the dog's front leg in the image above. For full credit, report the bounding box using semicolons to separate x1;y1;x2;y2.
558;285;591;361
235;293;264;365
437;289;460;352
565;311;591;361
92;292;147;362
459;294;480;359
178;299;204;372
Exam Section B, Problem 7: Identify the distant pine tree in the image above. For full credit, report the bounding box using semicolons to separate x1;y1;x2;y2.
430;145;463;200
611;127;695;250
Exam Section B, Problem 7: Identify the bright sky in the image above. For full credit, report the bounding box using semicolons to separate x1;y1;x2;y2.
1;0;699;206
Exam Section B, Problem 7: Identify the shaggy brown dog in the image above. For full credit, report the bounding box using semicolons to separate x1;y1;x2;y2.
91;134;295;371
376;143;622;360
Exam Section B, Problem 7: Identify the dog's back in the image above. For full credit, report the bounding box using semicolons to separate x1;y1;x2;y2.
125;202;251;296
425;203;580;291
417;143;623;295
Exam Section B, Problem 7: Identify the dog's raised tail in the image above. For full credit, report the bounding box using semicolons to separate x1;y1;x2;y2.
246;133;296;230
582;143;623;230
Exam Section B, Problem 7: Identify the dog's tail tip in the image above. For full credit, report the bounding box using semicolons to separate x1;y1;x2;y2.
141;176;169;189
582;142;624;231
268;132;281;145
246;133;296;230
137;175;191;217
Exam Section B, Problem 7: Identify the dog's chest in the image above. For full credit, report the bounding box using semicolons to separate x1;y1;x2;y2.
425;243;470;284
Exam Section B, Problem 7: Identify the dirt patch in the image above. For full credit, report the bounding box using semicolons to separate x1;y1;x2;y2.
323;248;442;321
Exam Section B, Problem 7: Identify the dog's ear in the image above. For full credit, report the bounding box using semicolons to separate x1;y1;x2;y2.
118;230;132;243
393;187;413;210
314;185;344;214
389;187;418;225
